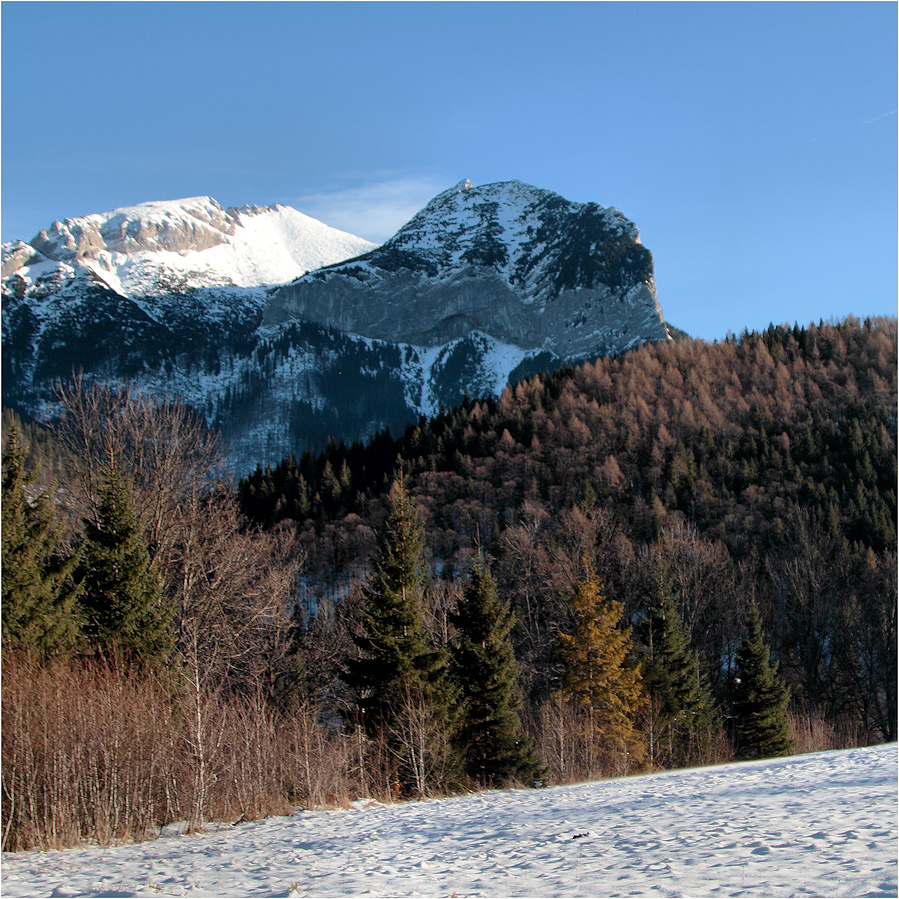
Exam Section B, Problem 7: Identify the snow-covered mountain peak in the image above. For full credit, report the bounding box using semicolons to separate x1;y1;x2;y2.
6;197;377;298
437;178;474;198
3;179;668;473
266;179;667;358
31;197;236;261
375;179;641;285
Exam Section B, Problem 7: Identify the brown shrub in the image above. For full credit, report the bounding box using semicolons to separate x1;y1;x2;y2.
2;654;370;852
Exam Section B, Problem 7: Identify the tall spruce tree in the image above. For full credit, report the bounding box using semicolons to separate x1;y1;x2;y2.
79;465;173;666
347;479;458;794
731;602;794;760
638;567;717;768
2;426;82;656
559;561;647;771
451;554;540;787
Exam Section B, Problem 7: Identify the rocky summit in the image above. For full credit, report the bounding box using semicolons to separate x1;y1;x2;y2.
265;179;668;358
2;181;670;473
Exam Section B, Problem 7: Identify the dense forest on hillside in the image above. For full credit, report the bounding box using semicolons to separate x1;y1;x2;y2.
241;316;896;736
3;316;896;852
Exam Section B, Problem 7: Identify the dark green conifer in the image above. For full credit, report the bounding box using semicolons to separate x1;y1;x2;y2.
638;567;716;768
349;480;434;719
79;465;173;666
731;602;794;760
451;554;540;787
348;479;458;793
2;426;82;656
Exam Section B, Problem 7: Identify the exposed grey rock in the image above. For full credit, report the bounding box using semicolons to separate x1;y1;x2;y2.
1;241;47;279
264;179;668;360
30;197;237;261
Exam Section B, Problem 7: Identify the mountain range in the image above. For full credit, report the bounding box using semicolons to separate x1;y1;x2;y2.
2;180;670;473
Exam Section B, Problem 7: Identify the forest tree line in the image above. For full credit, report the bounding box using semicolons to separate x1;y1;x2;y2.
2;316;896;852
241;316;896;736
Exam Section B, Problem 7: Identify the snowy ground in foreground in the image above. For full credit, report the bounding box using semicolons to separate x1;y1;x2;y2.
2;744;896;898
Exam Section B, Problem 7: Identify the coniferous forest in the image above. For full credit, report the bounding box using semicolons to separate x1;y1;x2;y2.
2;316;896;851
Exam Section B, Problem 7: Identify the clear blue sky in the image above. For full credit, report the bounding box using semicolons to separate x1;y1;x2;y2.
2;2;895;340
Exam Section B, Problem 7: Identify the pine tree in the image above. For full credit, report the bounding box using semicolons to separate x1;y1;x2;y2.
638;567;716;768
559;560;647;772
347;479;458;794
79;465;173;667
731;602;794;760
450;554;540;787
1;426;82;656
349;479;433;720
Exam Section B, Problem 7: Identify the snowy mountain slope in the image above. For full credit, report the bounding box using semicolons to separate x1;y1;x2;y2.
2;271;559;474
12;196;377;297
127;324;558;473
265;179;668;357
2;182;668;473
2;744;895;898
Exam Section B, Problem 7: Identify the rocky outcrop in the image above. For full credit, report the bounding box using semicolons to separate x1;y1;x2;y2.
1;242;46;279
264;179;668;359
30;197;238;261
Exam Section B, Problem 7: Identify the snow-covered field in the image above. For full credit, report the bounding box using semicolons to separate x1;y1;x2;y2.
2;744;895;898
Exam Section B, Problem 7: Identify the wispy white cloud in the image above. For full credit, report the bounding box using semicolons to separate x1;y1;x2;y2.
285;176;450;243
863;108;897;125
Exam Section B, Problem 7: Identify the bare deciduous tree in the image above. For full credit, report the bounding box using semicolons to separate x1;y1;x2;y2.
53;375;224;549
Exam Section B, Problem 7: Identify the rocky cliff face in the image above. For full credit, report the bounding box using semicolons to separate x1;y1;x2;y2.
30;197;238;261
2;182;669;473
265;179;668;358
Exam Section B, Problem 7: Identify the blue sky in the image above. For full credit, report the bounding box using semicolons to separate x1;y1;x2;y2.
2;2;895;340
